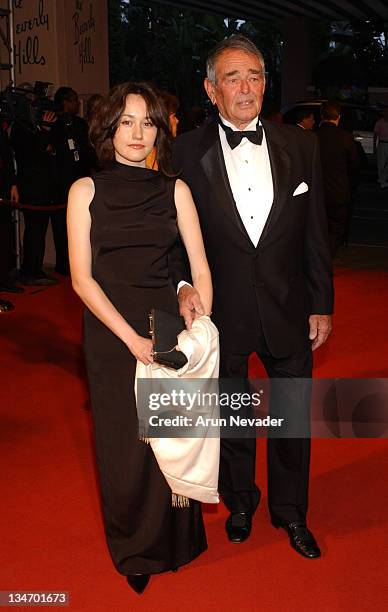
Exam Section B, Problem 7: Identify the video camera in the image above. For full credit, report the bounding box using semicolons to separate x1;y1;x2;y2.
0;81;60;128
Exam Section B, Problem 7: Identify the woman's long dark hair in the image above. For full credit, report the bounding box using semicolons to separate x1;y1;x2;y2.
89;81;175;177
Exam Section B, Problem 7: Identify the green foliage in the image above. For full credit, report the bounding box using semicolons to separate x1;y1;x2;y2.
108;2;387;108
312;20;388;98
108;0;130;85
108;0;282;108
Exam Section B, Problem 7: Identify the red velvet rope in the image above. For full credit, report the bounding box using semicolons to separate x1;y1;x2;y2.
0;199;66;211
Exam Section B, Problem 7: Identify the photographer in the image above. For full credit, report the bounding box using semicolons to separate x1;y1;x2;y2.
10;82;60;285
50;87;93;190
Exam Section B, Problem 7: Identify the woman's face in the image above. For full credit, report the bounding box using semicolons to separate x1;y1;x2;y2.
113;94;157;167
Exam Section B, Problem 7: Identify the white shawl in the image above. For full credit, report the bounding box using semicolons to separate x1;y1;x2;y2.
135;316;220;505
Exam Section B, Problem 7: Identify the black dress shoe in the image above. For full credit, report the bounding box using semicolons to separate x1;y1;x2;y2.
226;512;252;543
126;574;150;594
272;520;321;559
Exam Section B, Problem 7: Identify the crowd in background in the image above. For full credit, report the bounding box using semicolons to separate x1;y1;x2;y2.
0;80;387;313
0;85;95;310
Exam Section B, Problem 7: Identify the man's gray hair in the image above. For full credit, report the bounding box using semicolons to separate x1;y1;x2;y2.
206;34;265;84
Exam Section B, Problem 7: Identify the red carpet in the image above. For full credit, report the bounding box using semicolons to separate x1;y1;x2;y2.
1;268;388;611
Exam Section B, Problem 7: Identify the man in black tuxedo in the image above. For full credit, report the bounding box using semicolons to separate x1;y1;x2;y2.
317;100;360;256
173;35;333;559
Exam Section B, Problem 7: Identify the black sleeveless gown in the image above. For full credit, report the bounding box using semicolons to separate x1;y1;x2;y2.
83;160;207;575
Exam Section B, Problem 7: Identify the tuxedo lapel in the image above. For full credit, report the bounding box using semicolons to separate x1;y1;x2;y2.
199;118;254;248
258;119;291;246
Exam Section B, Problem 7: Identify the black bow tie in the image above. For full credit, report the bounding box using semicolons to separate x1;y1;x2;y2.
219;119;263;149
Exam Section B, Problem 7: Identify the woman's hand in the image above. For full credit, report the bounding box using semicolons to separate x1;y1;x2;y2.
127;335;154;365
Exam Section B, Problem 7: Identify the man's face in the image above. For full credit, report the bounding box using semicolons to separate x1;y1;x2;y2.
204;49;265;129
65;93;80;116
303;113;315;130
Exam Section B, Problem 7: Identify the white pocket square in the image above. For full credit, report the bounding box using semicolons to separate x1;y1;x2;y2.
293;182;309;196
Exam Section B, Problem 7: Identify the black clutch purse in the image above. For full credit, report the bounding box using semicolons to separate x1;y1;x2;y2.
149;308;188;370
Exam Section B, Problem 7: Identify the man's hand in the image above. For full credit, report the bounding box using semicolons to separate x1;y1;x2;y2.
41;111;57;131
309;314;332;351
178;284;205;329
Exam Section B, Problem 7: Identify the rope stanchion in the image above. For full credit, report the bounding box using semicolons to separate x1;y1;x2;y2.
0;199;67;212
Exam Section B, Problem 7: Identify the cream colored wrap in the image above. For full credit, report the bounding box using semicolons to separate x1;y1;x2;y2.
135;316;220;506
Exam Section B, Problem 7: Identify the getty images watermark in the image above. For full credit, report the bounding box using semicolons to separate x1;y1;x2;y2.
146;388;284;428
148;389;284;427
136;378;388;439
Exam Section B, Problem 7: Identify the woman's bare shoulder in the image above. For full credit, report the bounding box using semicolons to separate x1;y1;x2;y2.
174;178;192;199
68;177;95;203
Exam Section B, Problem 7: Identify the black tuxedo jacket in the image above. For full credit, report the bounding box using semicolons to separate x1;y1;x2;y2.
172;117;334;358
317;122;360;207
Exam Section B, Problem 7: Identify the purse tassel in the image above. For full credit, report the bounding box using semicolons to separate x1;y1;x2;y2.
172;493;190;507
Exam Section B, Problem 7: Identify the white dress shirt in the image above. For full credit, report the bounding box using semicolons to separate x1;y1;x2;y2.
219;114;274;246
177;114;274;292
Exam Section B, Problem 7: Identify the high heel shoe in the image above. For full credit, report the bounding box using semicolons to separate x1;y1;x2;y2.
126;574;150;594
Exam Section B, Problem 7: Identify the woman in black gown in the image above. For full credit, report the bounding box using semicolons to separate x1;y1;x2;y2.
67;82;212;594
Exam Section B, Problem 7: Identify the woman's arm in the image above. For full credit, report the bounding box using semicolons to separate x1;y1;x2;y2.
174;179;212;316
67;178;153;365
